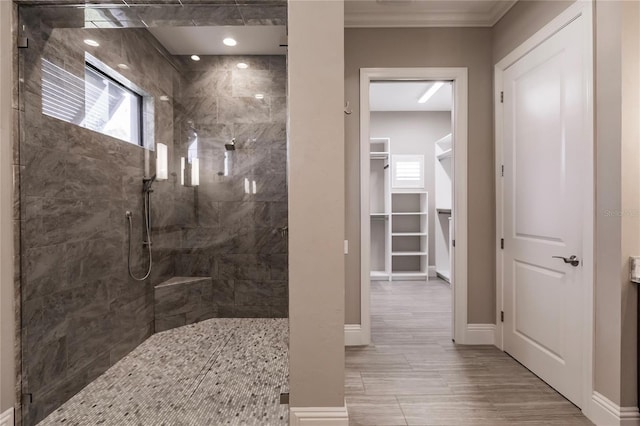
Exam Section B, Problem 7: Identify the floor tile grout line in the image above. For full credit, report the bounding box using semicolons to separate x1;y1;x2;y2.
188;330;238;399
395;394;409;426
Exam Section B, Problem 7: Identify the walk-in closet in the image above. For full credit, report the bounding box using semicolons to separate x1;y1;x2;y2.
368;81;453;283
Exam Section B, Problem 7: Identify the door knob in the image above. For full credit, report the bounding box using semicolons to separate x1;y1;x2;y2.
552;255;580;267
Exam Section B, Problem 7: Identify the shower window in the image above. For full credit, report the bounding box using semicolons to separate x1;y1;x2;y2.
83;63;143;146
41;58;144;146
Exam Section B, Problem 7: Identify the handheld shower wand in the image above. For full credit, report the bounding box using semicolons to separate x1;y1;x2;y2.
126;175;155;281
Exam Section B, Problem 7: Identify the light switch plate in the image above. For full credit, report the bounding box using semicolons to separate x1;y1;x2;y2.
344;240;349;255
630;256;640;284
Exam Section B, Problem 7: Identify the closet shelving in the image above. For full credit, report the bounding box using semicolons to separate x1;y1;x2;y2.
370;138;391;281
434;133;453;283
369;137;429;282
390;192;429;280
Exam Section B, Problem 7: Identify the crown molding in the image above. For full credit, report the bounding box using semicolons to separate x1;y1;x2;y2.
345;0;517;28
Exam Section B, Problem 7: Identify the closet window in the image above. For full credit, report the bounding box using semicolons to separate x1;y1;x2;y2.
392;154;424;188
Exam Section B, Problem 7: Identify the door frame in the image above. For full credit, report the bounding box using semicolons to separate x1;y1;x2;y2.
355;67;469;345
494;0;594;413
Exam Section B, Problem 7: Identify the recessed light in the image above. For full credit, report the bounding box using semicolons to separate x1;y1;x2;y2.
191;55;201;61
223;38;237;47
84;39;99;47
254;94;264;100
117;63;130;70
237;62;249;69
418;82;444;104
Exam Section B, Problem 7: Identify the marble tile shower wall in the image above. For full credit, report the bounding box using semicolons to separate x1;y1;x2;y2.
173;55;288;318
18;16;179;425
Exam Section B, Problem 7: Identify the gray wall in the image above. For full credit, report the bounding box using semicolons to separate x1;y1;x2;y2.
172;54;288;319
0;0;16;418
288;0;346;410
18;20;178;424
370;111;452;267
345;27;494;324
492;0;575;64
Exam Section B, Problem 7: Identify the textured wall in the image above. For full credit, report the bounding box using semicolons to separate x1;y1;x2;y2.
18;19;178;424
172;54;288;318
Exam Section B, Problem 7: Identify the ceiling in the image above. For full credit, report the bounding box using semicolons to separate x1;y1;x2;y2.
345;0;517;28
370;81;452;112
149;26;287;55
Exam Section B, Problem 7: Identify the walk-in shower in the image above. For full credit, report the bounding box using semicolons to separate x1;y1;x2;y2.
14;2;288;424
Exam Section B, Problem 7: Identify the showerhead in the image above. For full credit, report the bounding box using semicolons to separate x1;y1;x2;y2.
143;174;157;193
225;138;236;151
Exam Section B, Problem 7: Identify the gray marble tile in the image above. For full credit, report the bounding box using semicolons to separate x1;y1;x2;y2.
23;244;67;301
264;253;287;280
20;145;67;198
233;122;286;149
237;4;287;25
268;201;288;228
211;279;234;305
182;69;231;98
218;96;270;124
218;55;271;71
233;304;272;318
217;253;269;281
254;171;287;202
232;69;285;97
219;200;269;230
269;55;287;72
270;96;287;122
180;96;219;126
64;238;122;286
235;280;286;306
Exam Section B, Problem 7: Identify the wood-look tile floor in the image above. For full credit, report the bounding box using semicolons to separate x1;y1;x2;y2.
345;279;594;426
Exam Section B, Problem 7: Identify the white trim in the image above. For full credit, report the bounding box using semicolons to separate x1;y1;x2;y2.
494;0;595;417
0;407;13;426
589;392;640;426
359;67;468;345
344;0;516;28
344;324;366;347
290;405;349;426
465;324;496;345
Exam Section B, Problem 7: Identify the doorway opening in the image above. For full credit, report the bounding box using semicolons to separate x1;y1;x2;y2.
356;68;469;346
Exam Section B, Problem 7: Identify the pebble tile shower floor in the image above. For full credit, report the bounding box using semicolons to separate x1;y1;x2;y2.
38;319;289;425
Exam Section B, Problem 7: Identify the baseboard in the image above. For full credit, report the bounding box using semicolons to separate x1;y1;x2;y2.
428;266;437;278
0;407;14;426
464;324;496;345
290;404;349;426
587;392;640;426
345;324;367;346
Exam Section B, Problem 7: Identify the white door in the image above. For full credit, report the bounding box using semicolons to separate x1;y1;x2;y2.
502;15;587;406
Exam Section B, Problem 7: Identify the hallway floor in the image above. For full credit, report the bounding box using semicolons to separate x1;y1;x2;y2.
345;279;593;426
38;318;288;426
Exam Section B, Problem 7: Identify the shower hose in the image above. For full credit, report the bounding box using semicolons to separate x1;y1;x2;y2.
126;193;153;281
